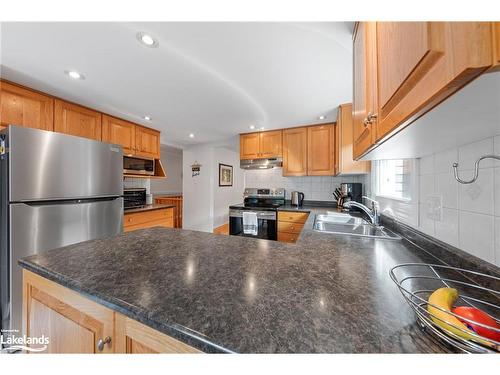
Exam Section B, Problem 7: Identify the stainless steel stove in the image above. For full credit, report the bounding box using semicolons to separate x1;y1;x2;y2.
229;188;285;240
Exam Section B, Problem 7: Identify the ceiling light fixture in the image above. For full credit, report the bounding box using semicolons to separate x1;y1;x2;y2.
66;70;84;80
143;116;152;121
249;125;255;130
189;133;195;138
136;32;159;48
318;115;326;120
260;127;265;130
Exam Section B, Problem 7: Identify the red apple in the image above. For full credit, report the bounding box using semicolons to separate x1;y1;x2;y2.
452;306;500;342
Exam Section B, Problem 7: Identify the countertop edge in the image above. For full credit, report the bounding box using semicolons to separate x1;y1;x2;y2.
18;259;232;353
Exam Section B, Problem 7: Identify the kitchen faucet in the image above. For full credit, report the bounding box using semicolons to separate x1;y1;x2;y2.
343;196;380;226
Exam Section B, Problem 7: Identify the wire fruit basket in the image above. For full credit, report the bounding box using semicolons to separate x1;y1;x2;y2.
390;263;500;353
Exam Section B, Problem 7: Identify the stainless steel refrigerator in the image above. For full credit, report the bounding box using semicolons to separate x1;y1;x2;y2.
0;126;123;335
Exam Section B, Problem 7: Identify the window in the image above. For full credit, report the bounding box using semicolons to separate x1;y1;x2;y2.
374;159;413;200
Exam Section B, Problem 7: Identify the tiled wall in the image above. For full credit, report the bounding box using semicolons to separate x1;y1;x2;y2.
123;178;150;193
416;135;500;266
245;167;368;201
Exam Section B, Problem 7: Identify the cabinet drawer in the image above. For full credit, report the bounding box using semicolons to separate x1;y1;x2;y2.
277;221;304;234
278;232;299;243
124;217;173;232
277;211;309;223
124;208;173;227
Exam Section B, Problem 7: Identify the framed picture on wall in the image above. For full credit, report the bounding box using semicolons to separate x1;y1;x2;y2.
219;163;233;187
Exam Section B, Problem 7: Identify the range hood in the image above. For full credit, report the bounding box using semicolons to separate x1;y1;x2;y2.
240;157;283;170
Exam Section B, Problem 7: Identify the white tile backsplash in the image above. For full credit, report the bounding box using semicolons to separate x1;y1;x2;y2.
459;211;495;264
435;208;459;247
458;137;494;170
244;168;368;201
459;167;494;215
408;134;500;267
434;148;458;174
435;172;458;209
419;154;435;175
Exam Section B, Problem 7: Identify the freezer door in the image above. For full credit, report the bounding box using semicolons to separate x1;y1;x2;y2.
7;197;123;332
8;126;123;201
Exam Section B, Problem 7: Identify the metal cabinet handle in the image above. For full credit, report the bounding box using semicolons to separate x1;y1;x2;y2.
363;112;378;127
97;336;112;352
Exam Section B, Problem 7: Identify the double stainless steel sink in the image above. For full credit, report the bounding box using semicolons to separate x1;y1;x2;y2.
313;212;401;240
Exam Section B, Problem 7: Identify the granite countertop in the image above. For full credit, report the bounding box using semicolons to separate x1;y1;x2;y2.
124;203;175;214
20;204;476;353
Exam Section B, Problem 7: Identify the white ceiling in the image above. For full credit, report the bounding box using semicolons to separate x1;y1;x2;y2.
0;22;353;148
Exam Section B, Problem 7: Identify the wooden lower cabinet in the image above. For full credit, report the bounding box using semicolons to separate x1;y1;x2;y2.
23;270;200;354
155;196;183;228
124;207;174;232
277;211;309;243
23;270;114;354
115;314;200;353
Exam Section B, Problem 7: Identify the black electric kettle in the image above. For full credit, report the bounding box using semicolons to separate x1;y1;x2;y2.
291;191;305;207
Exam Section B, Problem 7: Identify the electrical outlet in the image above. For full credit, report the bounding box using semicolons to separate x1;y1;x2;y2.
426;195;443;221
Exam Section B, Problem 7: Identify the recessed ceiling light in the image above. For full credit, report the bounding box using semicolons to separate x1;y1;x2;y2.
143;116;152;121
249;125;255;130
318;115;326;120
66;70;84;80
136;32;159;48
189;133;195;138
260;127;265;130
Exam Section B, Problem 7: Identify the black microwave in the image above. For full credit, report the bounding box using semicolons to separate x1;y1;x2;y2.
123;156;155;176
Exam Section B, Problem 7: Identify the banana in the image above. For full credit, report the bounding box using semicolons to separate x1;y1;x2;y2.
427;287;497;350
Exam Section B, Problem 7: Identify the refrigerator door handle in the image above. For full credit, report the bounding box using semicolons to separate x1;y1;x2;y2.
17;196;122;206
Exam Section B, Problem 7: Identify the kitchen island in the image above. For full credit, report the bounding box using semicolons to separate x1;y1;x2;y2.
20;207;493;353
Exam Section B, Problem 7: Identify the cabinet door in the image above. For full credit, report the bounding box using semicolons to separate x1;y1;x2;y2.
102;115;136;155
307;124;334;176
135;126;160;159
115;313;200;353
353;22;378;159
0;81;54;131
259;130;282;158
240;133;260;159
23;270;114;353
282;127;307;176
377;23;444;120
495;22;500;68
336;103;370;175
54;99;102;141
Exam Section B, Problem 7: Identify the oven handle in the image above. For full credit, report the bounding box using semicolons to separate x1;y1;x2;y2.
229;209;276;220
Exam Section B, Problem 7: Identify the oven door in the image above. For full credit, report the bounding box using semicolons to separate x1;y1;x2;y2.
229;209;277;240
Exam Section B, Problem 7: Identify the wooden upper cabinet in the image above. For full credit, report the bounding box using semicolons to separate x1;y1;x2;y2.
135;126;160;159
259;130;282;158
102;115;136;155
282;127;307;176
377;22;445;122
375;22;493;145
240;133;260;160
335;103;370;175
0;81;54;131
495;22;500;68
54;99;102;141
307;124;334;176
353;22;378;159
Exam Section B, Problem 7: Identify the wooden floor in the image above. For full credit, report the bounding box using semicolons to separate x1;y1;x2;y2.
213;223;229;235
